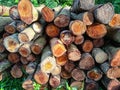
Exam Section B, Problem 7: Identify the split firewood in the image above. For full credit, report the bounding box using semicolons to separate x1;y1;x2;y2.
71;12;94;25
100;62;110;74
69;20;86;36
41;6;55;22
10;64;23;78
0;17;13;33
109;14;120;29
87;23;107;39
79;53;95;70
9;5;20;20
107;67;120;79
50;38;67;57
68;44;81;61
54;6;70;28
70;81;84;90
74;35;84;45
4;22;16;34
18;0;39;24
71;0;95;13
20;56;29;65
60;30;74;46
18;27;36;43
87;68;103;81
92;48;108;63
0;5;10;16
26;62;37;74
71;68;86;81
49;75;61;88
0;53;7;61
16;21;28;32
46;23;60;38
51;65;61;75
3;33;20;52
82;40;93;53
8;53;20;63
93;38;104;48
19;43;31;57
60;67;71;79
22;74;34;90
40;46;56;73
56;53;68;66
94;3;114;24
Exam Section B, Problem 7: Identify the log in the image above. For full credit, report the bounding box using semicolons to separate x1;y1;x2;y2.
100;62;110;74
107;67;120;79
10;64;23;78
46;23;60;37
0;5;10;16
2;32;10;38
60;67;71;79
109;14;120;29
40;46;56;73
31;36;46;55
49;75;61;88
69;20;86;36
94;3;114;24
3;33;20;52
60;30;74;46
92;48;108;63
71;0;95;13
74;35;84;45
68;44;81;61
71;12;94;25
93;38;104;48
87;23;107;39
18;27;36;43
0;53;7;61
51;65;61;75
70;81;84;90
82;40;93;53
0;17;13;33
20;56;29;65
32;22;43;33
41;6;55;22
4;22;16;34
54;6;70;28
26;62;37;74
50;38;67;57
56;53;68;66
26;54;36;62
16;21;27;32
8;53;20;63
18;0;39;24
79;53;95;70
19;43;31;57
64;61;75;73
9;5;20;20
71;68;86;81
53;6;63;17
87;68;103;81
0;71;9;81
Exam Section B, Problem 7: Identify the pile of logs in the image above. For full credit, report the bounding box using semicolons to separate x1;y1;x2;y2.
0;0;120;90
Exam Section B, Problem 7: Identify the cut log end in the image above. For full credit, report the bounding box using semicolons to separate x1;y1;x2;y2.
18;33;29;43
93;38;104;48
22;79;34;90
31;45;41;55
74;35;84;45
8;53;20;63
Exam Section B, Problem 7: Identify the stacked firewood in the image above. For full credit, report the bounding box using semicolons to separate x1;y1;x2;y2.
0;0;120;90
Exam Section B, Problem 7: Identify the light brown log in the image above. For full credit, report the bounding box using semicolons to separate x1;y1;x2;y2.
50;38;67;57
41;6;55;22
9;5;20;20
51;65;61;75
109;14;120;29
10;64;23;78
20;56;29;65
19;43;31;57
92;48;108;63
56;53;68;66
46;23;60;37
49;75;61;88
26;62;37;74
4;22;16;34
18;27;36;43
71;12;94;25
31;36;46;55
34;70;49;85
79;53;95;70
74;35;84;45
94;3;114;24
16;21;28;32
32;22;43;33
26;54;36;62
70;81;84;90
40;46;56;73
3;33;20;52
0;5;10;16
54;6;70;28
18;0;39;24
87;68;103;81
8;53;20;63
68;44;81;61
71;68;86;81
0;53;7;61
107;67;120;79
60;30;74;46
64;61;75;73
93;38;104;48
87;23;107;39
69;20;86;36
60;67;71;79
